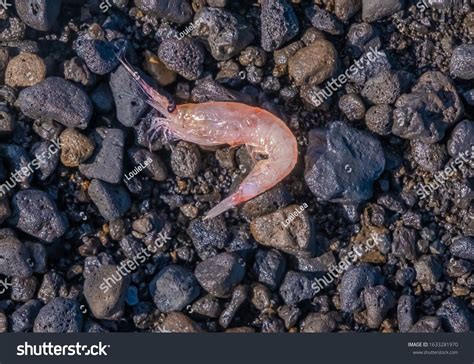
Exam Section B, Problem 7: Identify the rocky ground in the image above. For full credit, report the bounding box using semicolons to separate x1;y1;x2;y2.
0;0;472;333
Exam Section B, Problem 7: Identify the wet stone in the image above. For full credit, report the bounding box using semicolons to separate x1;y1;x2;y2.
33;298;82;333
84;264;130;320
304;121;385;203
187;217;229;260
161;312;202;333
393;71;463;144
362;0;404;23
260;0;299;52
0;236;32;278
88;179;132;221
128;148;167;181
288;39;339;86
11;299;43;333
14;0;61;31
79;128;124;184
410;140;448;173
134;0;193;24
17;77;92;129
219;284;248;328
450;237;474;261
10;189;68;243
363;285;396;328
250;205;314;257
447;120;474;157
392;226;417;261
11;276;37;302
335;0;362;21
242;185;292;220
300;312;338;332
397;295;416;332
25;241;47;274
158;38;205;81
436;297;473;333
340;264;383;313
414;255;443;287
192;7;254;61
190;294;222;318
305;4;345;35
410;316;443;333
252;249;286;290
279;271;315;305
194;252;245;298
450;44;474;80
5;52;46;87
149;265;200;313
59;128;95;168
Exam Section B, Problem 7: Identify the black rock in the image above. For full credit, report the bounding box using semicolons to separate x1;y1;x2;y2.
450;237;474;261
340;264;383;313
158;38;205;81
192;7;254;61
84;264;130;320
10;189;68;243
392;226;417;260
187;217;229;260
194;252;245;297
79;128;124;184
14;0;61;31
191;78;255;104
410;140;448;172
109;65;150;127
90;83;114;114
447;120;474;157
436;297;473;333
397;295;415;332
361;71;400;105
304;121;385;203
73;35;128;75
30;141;60;181
363;285;396;328
0;236;32;278
261;0;299;51
362;0;404;22
252;249;286;291
305;4;344;35
128;147;167;181
347;22;380;58
414;255;443;286
17;77;92;129
134;0;193;24
149;265;200;312
11;299;43;332
11;276;37;302
279;271;314;305
0;144;33;187
170;141;201;178
393;71;463;144
33;298;82;333
449;44;474;80
88;179;131;221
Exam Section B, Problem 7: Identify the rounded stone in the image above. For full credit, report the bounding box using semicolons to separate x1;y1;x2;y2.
5;52;46;87
59;128;95;167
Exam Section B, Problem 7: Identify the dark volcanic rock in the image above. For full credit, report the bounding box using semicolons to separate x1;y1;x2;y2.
252;249;286;290
261;0;299;51
149;265;200;312
450;237;474;261
109;65;150;127
134;0;193;24
15;0;62;31
187;217;229;260
158;38;205;80
436;297;473;333
450;44;474;80
392;71;463;144
17;77;92;129
304;121;385;203
79;128;124;184
33;298;82;333
0;237;32;278
194;252;245;297
192;7;254;61
88;179;131;221
339;264;383;313
363;285;396;328
279;271;315;305
10;189;68;242
84;264;130;320
305;4;344;35
447;120;474;157
73;35;127;75
362;0;404;22
11;300;43;332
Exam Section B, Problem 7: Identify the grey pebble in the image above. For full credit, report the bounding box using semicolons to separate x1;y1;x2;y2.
363;285;396;328
187;217;229;260
33;297;82;333
30;141;59;181
252;249;286;291
450;44;474;80
11;299;43;333
88;179;131;221
195;252;245;297
450;237;474;261
362;0;404;22
10;189;68;243
79;128;124;184
261;0;299;51
170;141;202;178
149;265;200;313
436;297;473;333
397;295;416;332
279;271;315;305
0;236;32;278
158;38;205;81
134;0;193;24
15;0;61;31
17;77;92;129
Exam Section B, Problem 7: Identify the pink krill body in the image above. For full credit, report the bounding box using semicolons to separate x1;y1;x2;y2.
118;57;298;219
